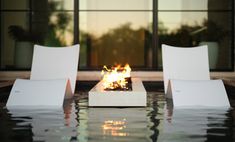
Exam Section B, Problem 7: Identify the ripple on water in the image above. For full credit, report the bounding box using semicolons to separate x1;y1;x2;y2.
0;93;233;142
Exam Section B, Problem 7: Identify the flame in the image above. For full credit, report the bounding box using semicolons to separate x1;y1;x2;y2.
101;64;131;90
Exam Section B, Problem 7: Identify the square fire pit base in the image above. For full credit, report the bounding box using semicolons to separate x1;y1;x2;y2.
88;78;146;107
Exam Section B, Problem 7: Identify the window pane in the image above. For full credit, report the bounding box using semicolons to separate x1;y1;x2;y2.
80;0;152;10
79;12;152;69
0;0;234;71
1;0;29;10
1;12;31;69
158;12;233;70
158;0;232;10
32;0;74;11
32;12;74;46
158;12;207;34
0;11;73;70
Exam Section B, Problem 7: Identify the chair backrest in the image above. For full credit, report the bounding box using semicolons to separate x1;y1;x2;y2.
162;44;210;94
30;44;80;94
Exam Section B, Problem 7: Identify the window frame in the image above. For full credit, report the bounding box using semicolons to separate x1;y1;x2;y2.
0;0;234;71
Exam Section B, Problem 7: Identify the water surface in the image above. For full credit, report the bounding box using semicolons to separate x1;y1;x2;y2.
0;92;233;142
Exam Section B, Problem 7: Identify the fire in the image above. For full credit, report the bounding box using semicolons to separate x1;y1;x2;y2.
101;64;131;90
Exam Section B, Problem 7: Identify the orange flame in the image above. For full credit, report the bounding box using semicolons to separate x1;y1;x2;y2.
101;64;131;90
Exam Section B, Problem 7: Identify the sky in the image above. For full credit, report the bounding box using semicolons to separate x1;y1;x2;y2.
57;0;208;36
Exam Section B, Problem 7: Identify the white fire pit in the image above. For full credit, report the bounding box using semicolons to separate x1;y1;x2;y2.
88;78;146;107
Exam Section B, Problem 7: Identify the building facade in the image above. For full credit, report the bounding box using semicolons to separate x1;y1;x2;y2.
0;0;234;78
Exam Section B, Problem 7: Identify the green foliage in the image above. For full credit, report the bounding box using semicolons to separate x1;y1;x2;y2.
158;19;228;47
8;25;42;43
200;20;227;42
80;23;148;66
44;2;72;46
159;24;201;47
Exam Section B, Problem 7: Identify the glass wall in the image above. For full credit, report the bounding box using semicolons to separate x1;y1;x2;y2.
158;0;233;70
0;0;74;70
79;0;152;69
0;0;234;70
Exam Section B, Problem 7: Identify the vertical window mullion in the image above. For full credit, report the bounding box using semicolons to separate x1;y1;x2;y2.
74;0;79;44
152;0;158;69
29;0;32;33
232;0;234;70
0;1;1;68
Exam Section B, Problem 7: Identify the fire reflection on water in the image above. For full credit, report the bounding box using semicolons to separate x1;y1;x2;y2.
102;119;129;136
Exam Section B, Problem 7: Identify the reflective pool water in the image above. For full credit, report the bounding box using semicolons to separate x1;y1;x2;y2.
0;92;234;142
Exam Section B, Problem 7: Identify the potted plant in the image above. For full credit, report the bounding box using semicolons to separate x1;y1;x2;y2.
198;20;227;69
8;25;39;69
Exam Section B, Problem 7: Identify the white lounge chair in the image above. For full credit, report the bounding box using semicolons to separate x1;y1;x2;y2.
162;44;230;107
6;44;80;107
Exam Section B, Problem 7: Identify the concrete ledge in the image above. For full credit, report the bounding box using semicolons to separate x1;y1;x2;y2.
0;71;234;81
0;71;235;88
88;78;147;107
